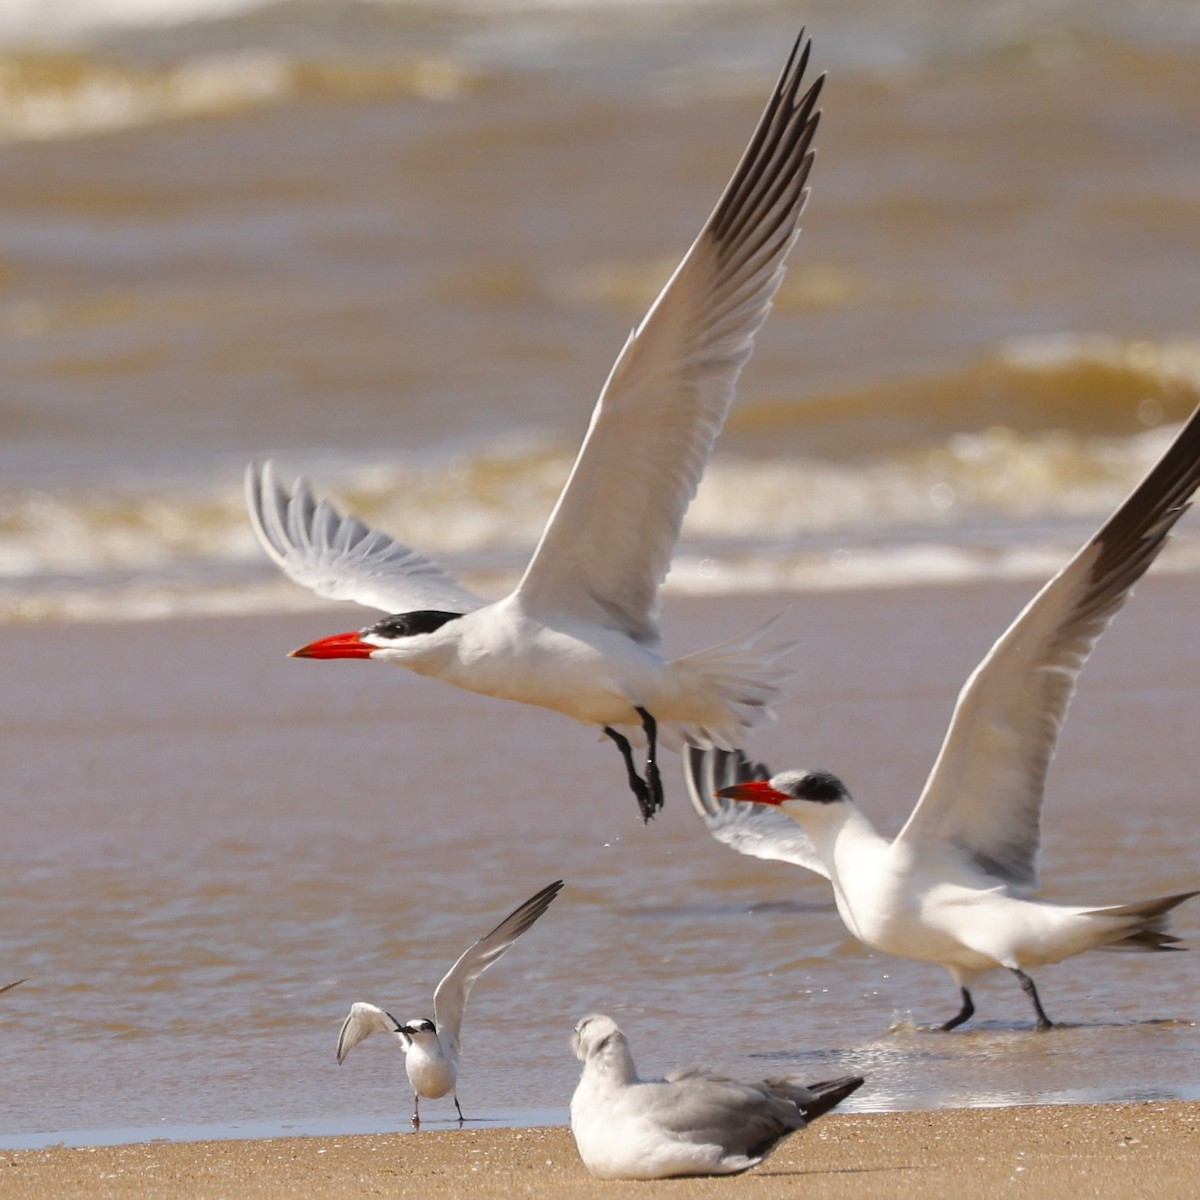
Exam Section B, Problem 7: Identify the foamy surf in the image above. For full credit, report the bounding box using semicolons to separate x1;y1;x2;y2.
0;47;484;143
7;447;1200;624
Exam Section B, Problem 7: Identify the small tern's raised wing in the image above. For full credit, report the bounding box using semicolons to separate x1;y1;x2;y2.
336;1001;405;1064
246;461;487;616
897;403;1200;888
516;35;823;644
433;880;563;1054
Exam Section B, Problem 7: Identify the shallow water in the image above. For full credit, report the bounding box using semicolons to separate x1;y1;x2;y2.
2;586;1199;1147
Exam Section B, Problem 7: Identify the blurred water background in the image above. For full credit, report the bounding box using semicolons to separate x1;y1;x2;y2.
0;0;1198;620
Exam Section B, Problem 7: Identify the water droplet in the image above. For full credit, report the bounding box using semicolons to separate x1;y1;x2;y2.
1138;397;1163;427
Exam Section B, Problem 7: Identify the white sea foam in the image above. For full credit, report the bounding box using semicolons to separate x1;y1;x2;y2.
0;0;266;40
3;418;1199;625
0;0;749;43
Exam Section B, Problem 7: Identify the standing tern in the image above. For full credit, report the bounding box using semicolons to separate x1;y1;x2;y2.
569;1013;863;1179
245;32;823;821
336;879;562;1124
692;400;1200;1030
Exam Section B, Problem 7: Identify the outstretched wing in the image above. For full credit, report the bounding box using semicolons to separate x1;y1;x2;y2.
684;746;829;878
516;34;823;645
896;404;1200;888
245;461;488;616
432;880;563;1054
336;1001;406;1064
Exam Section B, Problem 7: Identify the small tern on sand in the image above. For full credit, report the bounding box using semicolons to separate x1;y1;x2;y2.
569;1014;863;1179
245;32;823;821
691;400;1200;1031
336;880;562;1124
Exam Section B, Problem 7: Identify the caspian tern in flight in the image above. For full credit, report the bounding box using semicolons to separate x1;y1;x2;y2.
336;879;562;1124
569;1013;863;1179
245;32;823;821
690;400;1200;1031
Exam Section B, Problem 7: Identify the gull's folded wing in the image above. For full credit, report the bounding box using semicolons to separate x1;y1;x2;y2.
636;1068;807;1151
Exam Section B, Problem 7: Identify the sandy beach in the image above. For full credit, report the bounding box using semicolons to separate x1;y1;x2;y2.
6;1102;1199;1198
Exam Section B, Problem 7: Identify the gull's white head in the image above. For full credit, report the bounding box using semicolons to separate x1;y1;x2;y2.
571;1014;627;1064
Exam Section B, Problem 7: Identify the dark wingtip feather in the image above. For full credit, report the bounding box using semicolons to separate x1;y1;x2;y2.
709;29;823;248
796;1075;866;1121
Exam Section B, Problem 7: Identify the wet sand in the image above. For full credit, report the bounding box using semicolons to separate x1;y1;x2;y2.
6;1102;1199;1198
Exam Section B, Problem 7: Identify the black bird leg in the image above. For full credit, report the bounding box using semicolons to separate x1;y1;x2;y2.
635;706;664;818
603;711;664;822
939;988;975;1031
603;725;655;821
453;1094;465;1123
411;1094;421;1127
1012;968;1054;1030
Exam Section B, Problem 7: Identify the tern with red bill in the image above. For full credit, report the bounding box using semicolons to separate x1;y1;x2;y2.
689;399;1200;1030
336;880;562;1125
569;1014;863;1179
245;32;823;821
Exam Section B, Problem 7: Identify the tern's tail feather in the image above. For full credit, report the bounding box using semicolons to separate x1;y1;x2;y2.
1087;889;1199;952
663;614;797;751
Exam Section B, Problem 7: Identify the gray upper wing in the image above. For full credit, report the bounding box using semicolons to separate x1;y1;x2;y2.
633;1070;806;1152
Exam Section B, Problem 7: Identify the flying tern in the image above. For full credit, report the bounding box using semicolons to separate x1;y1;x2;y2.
569;1013;863;1179
336;879;562;1124
246;32;823;821
691;400;1200;1030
